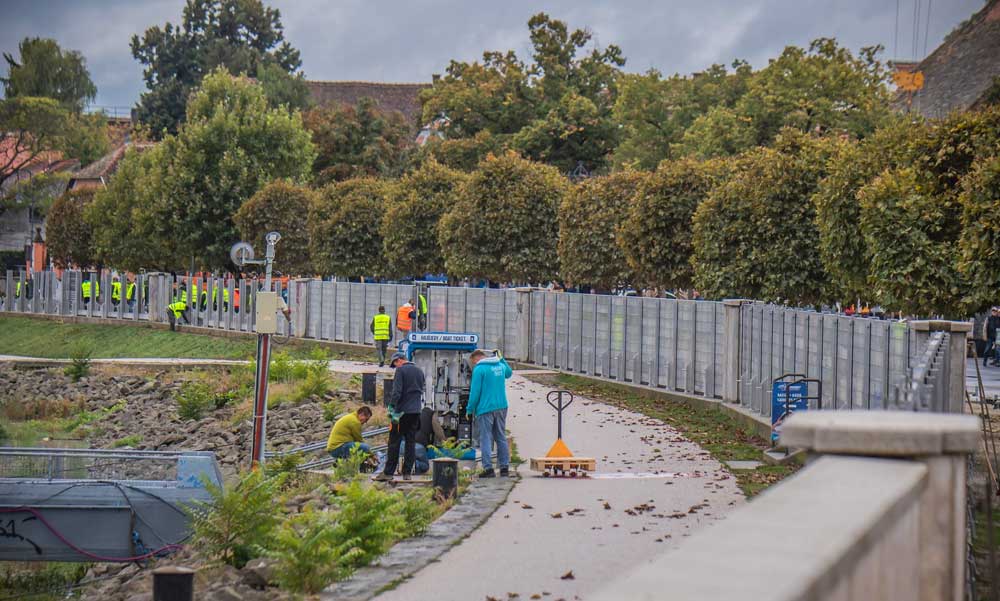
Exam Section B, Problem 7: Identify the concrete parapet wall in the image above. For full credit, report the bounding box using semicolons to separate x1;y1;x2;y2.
592;411;981;601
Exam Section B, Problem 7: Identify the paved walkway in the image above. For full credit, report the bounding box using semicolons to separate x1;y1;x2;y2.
967;358;1000;399
375;374;744;601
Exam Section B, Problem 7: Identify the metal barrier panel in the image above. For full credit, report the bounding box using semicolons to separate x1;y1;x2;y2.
851;319;868;409
428;286;448;332
465;288;486;342
694;302;715;395
640;298;658;386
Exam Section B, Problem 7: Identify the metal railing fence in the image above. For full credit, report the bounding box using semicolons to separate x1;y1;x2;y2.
2;271;962;416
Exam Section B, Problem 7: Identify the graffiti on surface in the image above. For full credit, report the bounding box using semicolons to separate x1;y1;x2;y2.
0;516;43;555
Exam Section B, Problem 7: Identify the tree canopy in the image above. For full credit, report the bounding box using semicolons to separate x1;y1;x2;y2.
2;37;97;113
303;98;412;185
419;13;624;173
309;178;390;278
382;159;467;278
234;180;316;276
439;152;567;283
131;0;303;137
47;189;96;269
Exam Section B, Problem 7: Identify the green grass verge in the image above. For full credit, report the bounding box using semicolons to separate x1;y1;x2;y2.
525;373;797;497
0;315;372;361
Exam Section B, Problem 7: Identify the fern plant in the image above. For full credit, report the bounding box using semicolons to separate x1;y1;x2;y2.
267;508;357;593
187;470;285;567
326;480;406;570
331;445;369;481
392;488;438;537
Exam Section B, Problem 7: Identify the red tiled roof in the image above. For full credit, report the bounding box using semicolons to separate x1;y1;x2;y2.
305;81;430;123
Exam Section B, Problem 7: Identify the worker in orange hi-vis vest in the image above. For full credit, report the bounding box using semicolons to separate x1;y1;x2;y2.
396;299;415;347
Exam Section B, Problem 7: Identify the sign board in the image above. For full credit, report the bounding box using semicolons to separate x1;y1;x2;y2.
407;332;479;345
771;381;809;443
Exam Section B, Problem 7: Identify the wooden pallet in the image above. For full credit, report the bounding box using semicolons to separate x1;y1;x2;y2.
530;456;596;477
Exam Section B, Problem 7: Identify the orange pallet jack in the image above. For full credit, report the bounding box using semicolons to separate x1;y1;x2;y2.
530;390;596;477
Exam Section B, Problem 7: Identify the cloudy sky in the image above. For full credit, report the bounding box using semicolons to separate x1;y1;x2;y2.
0;0;986;108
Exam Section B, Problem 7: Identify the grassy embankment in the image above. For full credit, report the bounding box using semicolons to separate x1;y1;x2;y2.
525;372;797;497
0;315;372;361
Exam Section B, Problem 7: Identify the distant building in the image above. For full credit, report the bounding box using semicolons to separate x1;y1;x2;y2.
305;80;431;124
893;0;1000;117
0;141;77;253
68;141;155;192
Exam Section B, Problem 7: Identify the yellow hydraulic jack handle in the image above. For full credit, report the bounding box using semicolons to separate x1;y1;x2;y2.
531;390;596;476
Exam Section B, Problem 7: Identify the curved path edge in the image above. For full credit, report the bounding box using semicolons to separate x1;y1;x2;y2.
320;475;517;600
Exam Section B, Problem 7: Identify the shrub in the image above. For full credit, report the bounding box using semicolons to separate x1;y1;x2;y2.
381;159;467;278
267;508;356;592
439;151;568;283
325;480;406;569
188;469;285;568
234;180;315;276
322;400;344;423
176;381;214;421
111;434;141;448
392;488;438;537
557;171;646;289
291;369;331;403
309;178;390;278
63;344;92;382
331;445;369;481
959;156;1000;312
268;351;295;382
618;158;725;290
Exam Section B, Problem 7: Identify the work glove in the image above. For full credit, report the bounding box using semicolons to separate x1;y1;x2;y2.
388;407;403;424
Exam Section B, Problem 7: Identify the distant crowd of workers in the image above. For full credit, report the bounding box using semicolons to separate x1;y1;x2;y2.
369;296;427;366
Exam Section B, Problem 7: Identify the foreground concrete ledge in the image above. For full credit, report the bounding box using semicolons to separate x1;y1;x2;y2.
591;456;928;601
320;474;516;601
780;411;981;456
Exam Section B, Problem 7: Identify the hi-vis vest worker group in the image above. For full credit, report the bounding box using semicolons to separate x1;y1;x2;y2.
395;295;428;341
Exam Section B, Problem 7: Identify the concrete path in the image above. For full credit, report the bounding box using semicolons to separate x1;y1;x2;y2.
375;374;744;601
967;358;1000;399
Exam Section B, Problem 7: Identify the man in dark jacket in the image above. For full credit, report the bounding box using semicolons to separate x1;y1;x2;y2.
375;352;425;481
985;307;1000;367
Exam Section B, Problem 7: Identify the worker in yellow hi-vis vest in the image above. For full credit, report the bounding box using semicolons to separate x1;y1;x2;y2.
370;306;393;367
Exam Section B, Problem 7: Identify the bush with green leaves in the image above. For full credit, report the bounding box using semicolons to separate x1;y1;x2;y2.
858;167;965;317
175;381;214;421
292;369;332;403
439;152;567;283
326;479;406;566
322;400;344;423
691;130;838;303
331;445;370;481
382;159;467;278
959;155;1000;312
63;344;92;382
267;508;355;592
618;158;726;291
234;180;316;276
392;487;438;537
309;178;390;278
557;171;646;289
188;469;286;568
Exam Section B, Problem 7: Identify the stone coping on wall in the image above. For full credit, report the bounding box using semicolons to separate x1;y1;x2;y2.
780;411;981;456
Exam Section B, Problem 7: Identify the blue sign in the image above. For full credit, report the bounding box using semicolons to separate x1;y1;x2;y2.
771;381;809;443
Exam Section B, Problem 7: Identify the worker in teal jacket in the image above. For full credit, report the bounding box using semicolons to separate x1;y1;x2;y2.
466;349;513;478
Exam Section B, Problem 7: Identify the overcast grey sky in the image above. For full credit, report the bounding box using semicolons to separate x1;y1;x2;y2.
0;0;986;108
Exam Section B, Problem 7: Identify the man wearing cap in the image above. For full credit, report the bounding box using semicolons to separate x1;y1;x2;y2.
374;352;425;481
985;307;1000;367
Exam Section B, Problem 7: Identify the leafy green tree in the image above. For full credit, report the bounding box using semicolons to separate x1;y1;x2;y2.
618;158;726;290
439;152;567;282
46;189;95;269
256;62;311;112
88;144;180;271
419;13;624;172
0;97;71;192
959;155;1000;312
558;171;646;289
2;37;97;113
812;115;930;300
234;180;316;276
88;70;314;270
672;106;756;159
511;91;618;172
131;0;303;137
309;178;390;278
612;62;752;169
159;69;315;268
736;39;891;147
413;131;504;172
692;130;838;302
303;98;412;185
382;159;467;277
63;112;110;166
859;167;965;316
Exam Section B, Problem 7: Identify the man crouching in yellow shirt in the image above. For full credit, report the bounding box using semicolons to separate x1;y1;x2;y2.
327;406;373;459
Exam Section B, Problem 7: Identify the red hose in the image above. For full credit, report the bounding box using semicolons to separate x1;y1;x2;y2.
0;506;183;562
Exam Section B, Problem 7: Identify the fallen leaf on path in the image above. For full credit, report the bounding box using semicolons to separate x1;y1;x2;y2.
603;501;611;510
560;571;575;580
522;504;533;509
551;512;562;518
531;595;542;600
